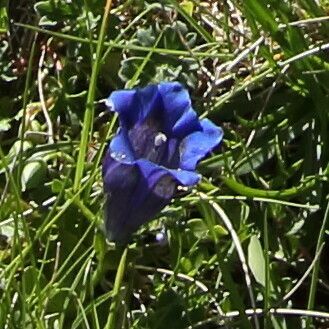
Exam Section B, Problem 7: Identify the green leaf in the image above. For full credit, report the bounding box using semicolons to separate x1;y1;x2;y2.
21;160;47;191
51;179;64;193
0;0;8;33
181;0;194;16
187;218;208;238
213;224;228;237
243;0;279;35
136;26;156;46
34;0;75;19
248;235;265;286
180;256;193;273
0;141;33;174
0;118;10;132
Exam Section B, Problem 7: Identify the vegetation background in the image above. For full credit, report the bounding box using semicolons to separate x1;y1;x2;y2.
1;0;329;328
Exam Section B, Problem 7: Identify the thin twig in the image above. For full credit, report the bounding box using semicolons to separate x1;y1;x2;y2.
188;307;329;328
226;36;264;71
38;44;54;144
279;16;329;28
183;193;319;210
278;42;329;67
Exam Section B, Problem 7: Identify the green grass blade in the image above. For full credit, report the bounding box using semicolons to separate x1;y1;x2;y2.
73;0;113;192
105;247;128;329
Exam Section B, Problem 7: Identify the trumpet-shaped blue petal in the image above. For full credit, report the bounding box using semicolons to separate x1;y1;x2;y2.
103;156;176;243
179;119;224;171
103;82;223;243
107;84;161;129
108;128;136;163
106;89;138;128
171;107;200;138
136;159;200;187
158;82;193;133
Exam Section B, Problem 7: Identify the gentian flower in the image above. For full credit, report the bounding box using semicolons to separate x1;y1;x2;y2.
102;82;223;243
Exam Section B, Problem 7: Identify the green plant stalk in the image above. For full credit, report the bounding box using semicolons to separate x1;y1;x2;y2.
5;36;42;320
0;169;93;281
83;0;95;65
101;3;161;63
0;144;41;302
72;290;113;329
36;247;95;313
127;30;164;88
199;199;252;329
201;65;273;117
57;249;95;328
168;226;183;289
91;231;107;287
66;190;96;223
182;194;319;210
168;0;214;43
263;207;270;329
222;176;317;200
105;247;128;329
83;113;117;201
0;144;36;327
73;0;113;192
17;34;37;181
306;199;329;327
15;23;232;59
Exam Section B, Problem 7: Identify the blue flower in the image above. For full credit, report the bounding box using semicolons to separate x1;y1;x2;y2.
103;82;223;243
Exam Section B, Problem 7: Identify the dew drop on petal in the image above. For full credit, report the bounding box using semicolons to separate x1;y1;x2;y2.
110;151;127;161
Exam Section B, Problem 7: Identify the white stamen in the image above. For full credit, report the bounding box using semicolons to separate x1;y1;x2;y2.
154;132;167;147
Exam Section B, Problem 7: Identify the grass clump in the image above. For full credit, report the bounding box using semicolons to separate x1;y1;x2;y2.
1;0;329;328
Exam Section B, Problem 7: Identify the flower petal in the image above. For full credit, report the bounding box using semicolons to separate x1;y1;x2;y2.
158;82;194;133
108;127;136;163
137;159;200;187
171;107;201;139
107;89;138;128
179;118;224;171
167;168;200;186
136;160;176;198
103;159;175;243
103;160;140;242
107;85;161;129
127;118;162;161
161;138;180;168
137;84;162;120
